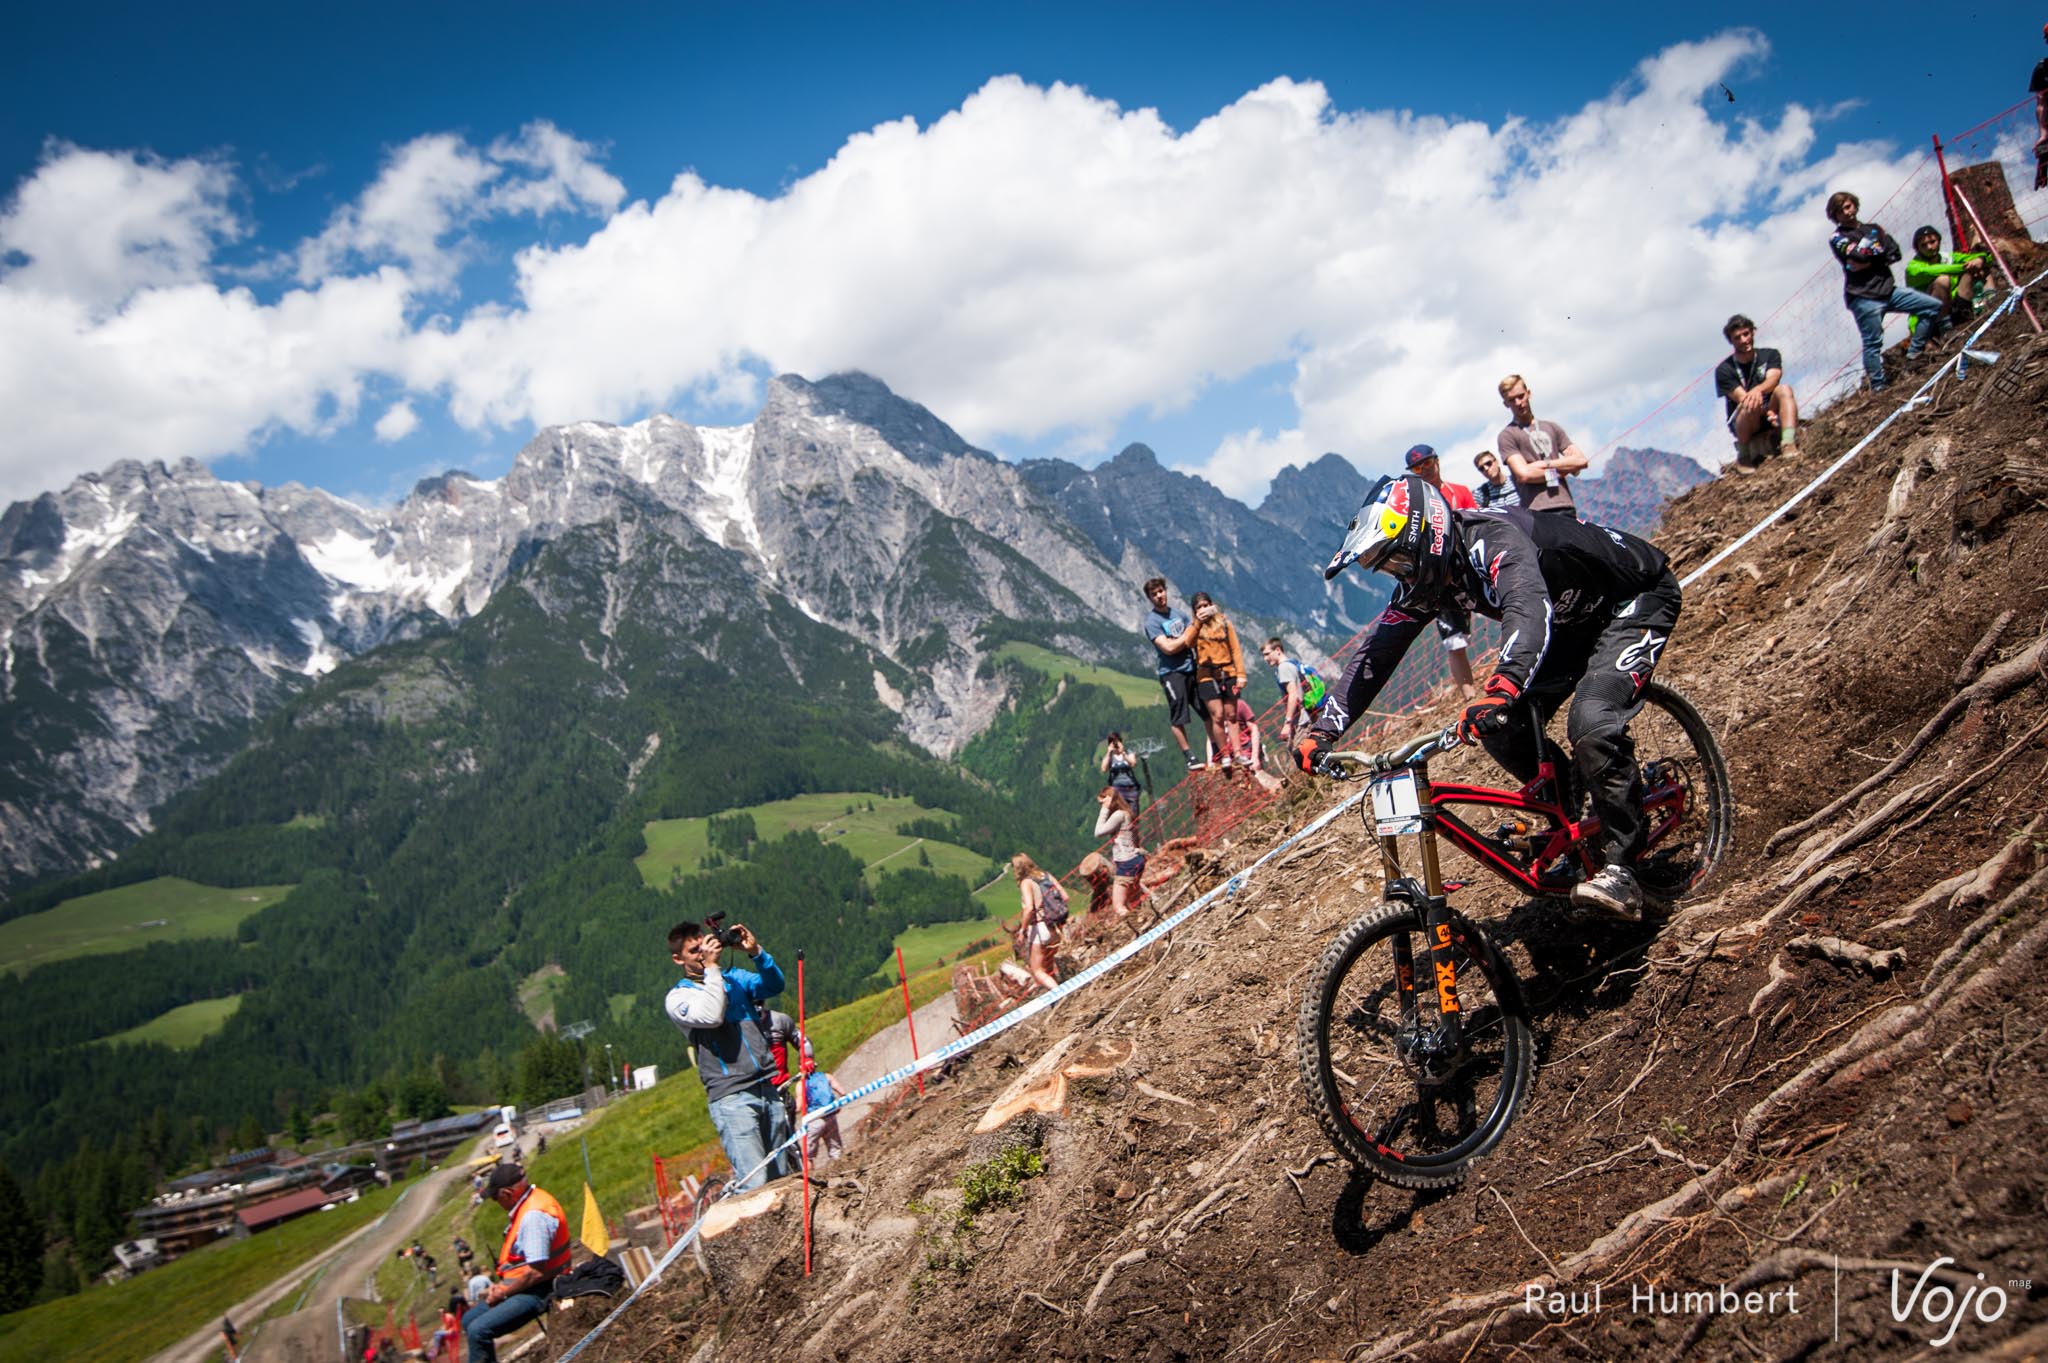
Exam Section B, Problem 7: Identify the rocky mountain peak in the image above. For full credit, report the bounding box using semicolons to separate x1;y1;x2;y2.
765;371;989;468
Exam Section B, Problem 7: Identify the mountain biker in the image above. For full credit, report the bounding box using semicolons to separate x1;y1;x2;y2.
1296;472;1682;919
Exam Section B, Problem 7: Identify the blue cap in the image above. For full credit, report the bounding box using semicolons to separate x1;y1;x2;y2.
1403;444;1438;469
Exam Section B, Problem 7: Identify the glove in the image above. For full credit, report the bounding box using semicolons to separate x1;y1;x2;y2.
1457;675;1521;745
1294;731;1335;776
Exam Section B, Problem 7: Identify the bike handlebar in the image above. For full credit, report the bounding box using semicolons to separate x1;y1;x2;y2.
1327;726;1460;777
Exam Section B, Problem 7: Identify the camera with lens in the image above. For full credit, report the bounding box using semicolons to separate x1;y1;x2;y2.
701;911;741;950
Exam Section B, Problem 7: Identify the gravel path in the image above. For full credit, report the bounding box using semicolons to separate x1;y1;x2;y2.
811;991;959;1160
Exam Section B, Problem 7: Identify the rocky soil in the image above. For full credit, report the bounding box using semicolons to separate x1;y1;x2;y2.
561;307;2048;1362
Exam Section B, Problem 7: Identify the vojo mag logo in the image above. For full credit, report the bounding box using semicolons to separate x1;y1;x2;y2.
1890;1257;2013;1348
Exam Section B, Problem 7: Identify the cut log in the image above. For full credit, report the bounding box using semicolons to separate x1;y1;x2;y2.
697;1183;802;1302
973;1033;1136;1135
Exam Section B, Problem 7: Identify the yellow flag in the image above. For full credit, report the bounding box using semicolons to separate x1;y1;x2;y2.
580;1182;610;1257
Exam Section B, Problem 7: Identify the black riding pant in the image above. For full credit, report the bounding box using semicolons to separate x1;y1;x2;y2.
1479;570;1683;865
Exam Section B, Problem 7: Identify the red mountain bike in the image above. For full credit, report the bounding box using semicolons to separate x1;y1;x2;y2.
1296;680;1732;1187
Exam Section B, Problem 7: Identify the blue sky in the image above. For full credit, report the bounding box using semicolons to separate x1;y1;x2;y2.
0;2;2034;508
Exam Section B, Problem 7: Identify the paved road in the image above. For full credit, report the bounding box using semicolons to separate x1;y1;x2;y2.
143;1152;480;1363
819;991;959;1156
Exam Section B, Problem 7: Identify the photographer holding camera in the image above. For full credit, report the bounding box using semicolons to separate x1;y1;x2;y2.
664;914;796;1189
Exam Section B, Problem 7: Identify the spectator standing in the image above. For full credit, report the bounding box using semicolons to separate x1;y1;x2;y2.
1142;578;1203;772
220;1319;240;1363
1009;854;1065;992
1495;376;1588;514
760;1006;803;1133
664;920;796;1190
1260;638;1327;748
463;1165;569;1363
1714;314;1800;473
1826;191;1949;392
1905;225;1989;326
800;1061;847;1162
1472;451;1518;509
466;1269;492;1306
1188;592;1248;773
1404;445;1480;698
421;1252;439;1289
453;1235;475;1278
1092;786;1146;917
1076;853;1115;919
1100;731;1141;817
428;1302;461;1362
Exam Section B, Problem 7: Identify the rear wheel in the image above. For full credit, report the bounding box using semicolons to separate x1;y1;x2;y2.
1628;682;1733;902
1297;902;1534;1187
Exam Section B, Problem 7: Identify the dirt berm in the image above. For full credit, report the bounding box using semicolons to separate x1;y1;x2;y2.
571;308;2048;1362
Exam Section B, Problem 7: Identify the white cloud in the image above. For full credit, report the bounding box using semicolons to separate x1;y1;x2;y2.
399;31;1931;498
373;399;419;442
296;120;622;290
0;37;1960;509
0;144;242;312
0;269;414;502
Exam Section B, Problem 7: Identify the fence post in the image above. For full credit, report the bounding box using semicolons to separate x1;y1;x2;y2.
796;949;812;1276
1952;184;2043;334
895;946;925;1096
1931;134;1968;250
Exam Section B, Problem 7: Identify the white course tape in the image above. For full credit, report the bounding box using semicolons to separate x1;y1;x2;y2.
551;784;1370;1363
1681;271;2045;591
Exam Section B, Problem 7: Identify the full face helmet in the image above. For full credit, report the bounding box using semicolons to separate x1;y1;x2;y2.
1323;473;1456;606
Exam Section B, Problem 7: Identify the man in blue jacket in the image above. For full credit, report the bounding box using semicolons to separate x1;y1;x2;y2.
665;920;795;1189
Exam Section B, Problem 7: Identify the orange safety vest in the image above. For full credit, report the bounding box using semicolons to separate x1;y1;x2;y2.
497;1185;571;1281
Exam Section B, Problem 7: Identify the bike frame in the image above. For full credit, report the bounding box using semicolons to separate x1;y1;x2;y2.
1417;757;1692;897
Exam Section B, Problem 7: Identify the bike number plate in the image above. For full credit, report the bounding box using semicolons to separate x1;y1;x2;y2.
1370;770;1424;835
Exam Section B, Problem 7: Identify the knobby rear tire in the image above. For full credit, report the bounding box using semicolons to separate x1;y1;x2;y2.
1632;680;1734;903
1297;902;1535;1188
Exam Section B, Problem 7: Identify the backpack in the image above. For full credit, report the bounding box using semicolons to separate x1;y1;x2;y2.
804;1072;834;1109
1035;874;1071;927
1290;658;1328;712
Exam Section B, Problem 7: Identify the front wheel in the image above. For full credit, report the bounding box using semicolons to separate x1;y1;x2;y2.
1297;902;1534;1187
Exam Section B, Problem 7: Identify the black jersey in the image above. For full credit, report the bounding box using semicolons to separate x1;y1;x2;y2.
1316;508;1670;733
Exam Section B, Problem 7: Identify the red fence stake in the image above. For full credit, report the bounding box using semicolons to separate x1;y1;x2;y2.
895;946;924;1096
796;949;812;1276
1952;184;2043;334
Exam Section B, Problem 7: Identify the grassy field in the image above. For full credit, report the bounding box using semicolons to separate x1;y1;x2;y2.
636;792;1016;967
516;964;568;1029
95;994;246;1051
993;640;1158;708
636;792;990;888
0;1177;409;1363
0;877;293;977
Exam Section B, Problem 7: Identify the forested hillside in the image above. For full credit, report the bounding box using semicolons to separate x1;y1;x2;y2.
0;505;1182;1299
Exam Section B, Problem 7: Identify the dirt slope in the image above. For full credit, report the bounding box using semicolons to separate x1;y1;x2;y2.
572;309;2048;1362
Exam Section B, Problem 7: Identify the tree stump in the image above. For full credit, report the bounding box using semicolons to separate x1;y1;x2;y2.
970;1033;1136;1160
697;1182;805;1302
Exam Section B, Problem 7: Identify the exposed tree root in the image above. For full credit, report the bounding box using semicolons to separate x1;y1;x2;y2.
1764;626;2048;855
1774;782;1936;893
1887;711;2048;843
1783;934;1903;975
1759;856;1863;927
1082;1248;1147;1317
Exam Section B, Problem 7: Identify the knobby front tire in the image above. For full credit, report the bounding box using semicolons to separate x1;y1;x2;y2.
1297;902;1535;1188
